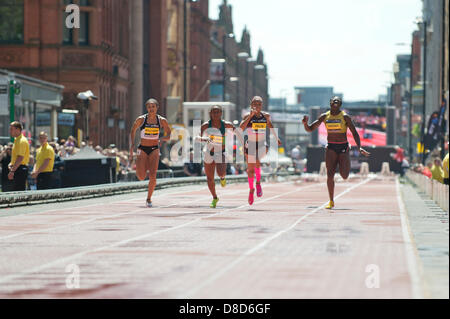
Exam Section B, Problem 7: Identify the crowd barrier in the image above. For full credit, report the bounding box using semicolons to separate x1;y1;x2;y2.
406;171;449;212
0;171;293;209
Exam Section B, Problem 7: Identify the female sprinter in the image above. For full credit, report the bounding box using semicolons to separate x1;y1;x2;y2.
198;105;235;208
240;96;281;205
129;98;171;207
302;96;370;209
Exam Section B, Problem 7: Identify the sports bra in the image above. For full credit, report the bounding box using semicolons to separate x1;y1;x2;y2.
207;120;226;146
247;113;268;135
324;111;347;134
140;114;161;140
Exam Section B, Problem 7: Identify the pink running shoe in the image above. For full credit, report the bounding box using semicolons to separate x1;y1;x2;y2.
256;182;263;197
248;188;255;205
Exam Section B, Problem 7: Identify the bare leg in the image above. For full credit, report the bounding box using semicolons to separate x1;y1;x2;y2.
326;149;339;202
338;151;351;180
246;154;256;190
146;149;160;202
204;162;217;199
136;149;149;181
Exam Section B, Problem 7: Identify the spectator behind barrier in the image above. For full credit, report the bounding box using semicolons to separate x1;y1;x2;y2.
431;158;444;184
443;152;449;185
422;163;432;179
0;143;14;192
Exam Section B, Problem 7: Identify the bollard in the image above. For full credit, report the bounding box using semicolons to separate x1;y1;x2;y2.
359;162;369;177
380;162;391;176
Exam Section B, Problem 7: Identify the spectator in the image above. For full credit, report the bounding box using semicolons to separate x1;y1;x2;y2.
31;132;55;190
0;143;14;192
443;151;449;185
400;157;410;178
422;162;432;179
8;121;30;191
431;158;444;184
65;136;76;147
184;152;202;177
49;142;64;188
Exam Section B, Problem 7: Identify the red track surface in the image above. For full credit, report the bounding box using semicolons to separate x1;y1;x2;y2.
0;177;422;298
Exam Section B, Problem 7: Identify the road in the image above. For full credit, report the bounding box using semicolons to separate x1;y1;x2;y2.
0;176;428;298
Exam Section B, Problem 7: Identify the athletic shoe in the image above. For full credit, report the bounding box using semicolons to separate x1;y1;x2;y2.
248;189;255;205
256;182;263;197
220;178;227;188
146;200;153;208
325;201;334;209
210;198;219;208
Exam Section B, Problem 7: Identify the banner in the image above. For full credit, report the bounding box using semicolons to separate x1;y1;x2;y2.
423;97;447;152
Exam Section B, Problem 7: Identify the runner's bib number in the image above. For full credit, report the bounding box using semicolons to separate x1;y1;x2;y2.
145;127;159;136
210;135;223;144
251;122;266;134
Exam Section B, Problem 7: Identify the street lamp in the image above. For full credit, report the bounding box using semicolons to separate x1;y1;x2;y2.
183;0;198;102
236;52;249;116
222;33;235;101
253;64;265;99
229;76;239;110
416;16;428;164
77;90;98;142
245;58;256;108
396;41;413;158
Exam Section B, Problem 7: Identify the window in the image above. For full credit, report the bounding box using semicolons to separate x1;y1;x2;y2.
62;11;74;44
79;0;91;6
62;0;90;45
0;0;24;43
78;12;89;45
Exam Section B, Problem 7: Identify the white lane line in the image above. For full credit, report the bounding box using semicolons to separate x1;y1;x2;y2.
395;177;426;299
182;177;375;298
0;184;210;217
0;185;251;241
0;181;322;286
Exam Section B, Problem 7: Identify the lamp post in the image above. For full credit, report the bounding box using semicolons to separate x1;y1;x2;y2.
222;33;234;101
237;52;249;116
245;58;255;109
253;64;265;99
416;17;427;164
395;42;414;158
230;76;239;120
183;0;198;102
77;90;98;142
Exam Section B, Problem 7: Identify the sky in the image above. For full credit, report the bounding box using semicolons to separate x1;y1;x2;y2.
209;0;423;104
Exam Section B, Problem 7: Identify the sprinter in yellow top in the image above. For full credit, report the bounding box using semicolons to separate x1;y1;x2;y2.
302;96;370;209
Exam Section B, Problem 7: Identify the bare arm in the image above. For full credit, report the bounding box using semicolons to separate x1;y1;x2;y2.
302;113;326;132
239;114;251;131
344;115;370;157
129;117;144;149
128;117;144;164
160;117;172;142
197;123;211;142
264;113;282;146
31;158;51;178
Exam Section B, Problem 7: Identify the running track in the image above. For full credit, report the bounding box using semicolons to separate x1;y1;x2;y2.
0;176;424;298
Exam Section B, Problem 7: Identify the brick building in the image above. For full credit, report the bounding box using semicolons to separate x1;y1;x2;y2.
0;0;131;149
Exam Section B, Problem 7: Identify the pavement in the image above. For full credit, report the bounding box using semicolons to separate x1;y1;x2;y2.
0;174;448;298
399;179;449;299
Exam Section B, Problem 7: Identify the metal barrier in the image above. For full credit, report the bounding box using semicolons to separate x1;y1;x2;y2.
406;171;449;212
0;171;295;208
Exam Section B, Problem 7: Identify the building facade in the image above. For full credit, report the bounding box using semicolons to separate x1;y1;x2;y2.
0;0;131;149
294;87;334;109
210;0;269;120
